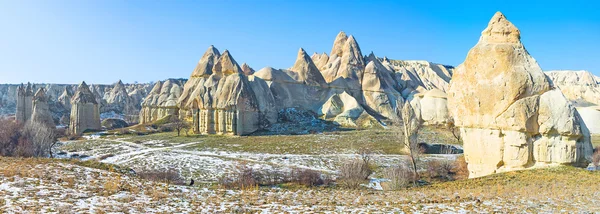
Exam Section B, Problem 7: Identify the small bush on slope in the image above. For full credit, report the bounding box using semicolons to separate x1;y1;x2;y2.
338;158;373;189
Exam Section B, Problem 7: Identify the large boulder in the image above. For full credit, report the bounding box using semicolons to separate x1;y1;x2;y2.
447;12;593;178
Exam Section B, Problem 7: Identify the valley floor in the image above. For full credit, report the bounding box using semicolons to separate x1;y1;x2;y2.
0;157;599;213
55;128;460;182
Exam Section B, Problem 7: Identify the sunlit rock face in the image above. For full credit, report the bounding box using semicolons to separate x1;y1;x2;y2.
69;81;101;135
447;12;593;178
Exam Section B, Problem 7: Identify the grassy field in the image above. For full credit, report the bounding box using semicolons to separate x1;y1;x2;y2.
593;134;600;148
104;126;459;155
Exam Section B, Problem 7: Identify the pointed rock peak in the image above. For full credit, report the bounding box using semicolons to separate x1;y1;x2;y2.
204;45;221;57
61;87;72;97
481;11;521;43
346;35;359;47
336;31;347;40
112;80;126;92
150;81;163;94
291;47;327;86
241;63;255;75
213;49;242;76
72;81;97;104
293;48;315;68
297;48;309;58
330;31;349;57
78;81;88;88
342;35;365;66
366;52;378;62
34;88;47;100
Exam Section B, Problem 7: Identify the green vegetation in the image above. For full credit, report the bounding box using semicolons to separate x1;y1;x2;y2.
592;134;600;148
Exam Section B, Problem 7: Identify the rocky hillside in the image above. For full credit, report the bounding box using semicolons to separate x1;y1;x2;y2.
140;31;456;135
0;81;156;124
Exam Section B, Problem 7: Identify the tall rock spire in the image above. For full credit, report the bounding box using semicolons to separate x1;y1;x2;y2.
291;48;327;87
329;31;348;58
212;50;243;76
31;88;55;127
191;45;221;77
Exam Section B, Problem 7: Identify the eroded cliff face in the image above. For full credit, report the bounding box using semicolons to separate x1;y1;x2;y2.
1;82;152;124
545;70;600;134
138;79;185;124
447;12;593;178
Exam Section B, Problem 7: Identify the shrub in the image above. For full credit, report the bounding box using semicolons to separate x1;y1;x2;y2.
382;165;414;190
219;164;257;189
136;168;186;185
451;155;469;180
0;118;23;156
425;159;454;180
218;163;331;189
338;158;373;189
0;118;57;158
290;168;331;186
159;125;174;132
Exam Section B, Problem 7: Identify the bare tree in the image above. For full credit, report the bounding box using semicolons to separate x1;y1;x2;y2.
169;116;190;137
23;120;57;157
446;119;461;144
394;101;422;186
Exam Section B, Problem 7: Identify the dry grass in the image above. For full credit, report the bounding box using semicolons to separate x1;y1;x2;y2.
108;126;458;155
1;155;598;212
593;134;600;148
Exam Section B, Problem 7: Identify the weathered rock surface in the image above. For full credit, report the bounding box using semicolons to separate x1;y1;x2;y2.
30;88;55;127
105;80;136;116
69;82;101;135
241;63;255;76
447;12;592;178
139;79;185;124
416;89;450;125
545;70;600;106
1;82;152;124
577;106;600;134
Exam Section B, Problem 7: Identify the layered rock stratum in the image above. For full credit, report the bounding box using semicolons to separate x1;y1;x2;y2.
447;12;593;178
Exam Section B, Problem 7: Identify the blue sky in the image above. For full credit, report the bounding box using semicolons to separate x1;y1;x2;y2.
0;0;598;84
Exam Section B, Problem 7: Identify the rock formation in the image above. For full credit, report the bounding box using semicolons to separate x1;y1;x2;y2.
15;83;34;123
139;79;184;124
30;88;55;127
545;70;600;106
176;46;274;135
447;12;593;178
57;87;73;110
241;63;255;75
105;80;136;117
545;70;600;134
415;89;450;125
134;31;458;135
69;81;101;135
